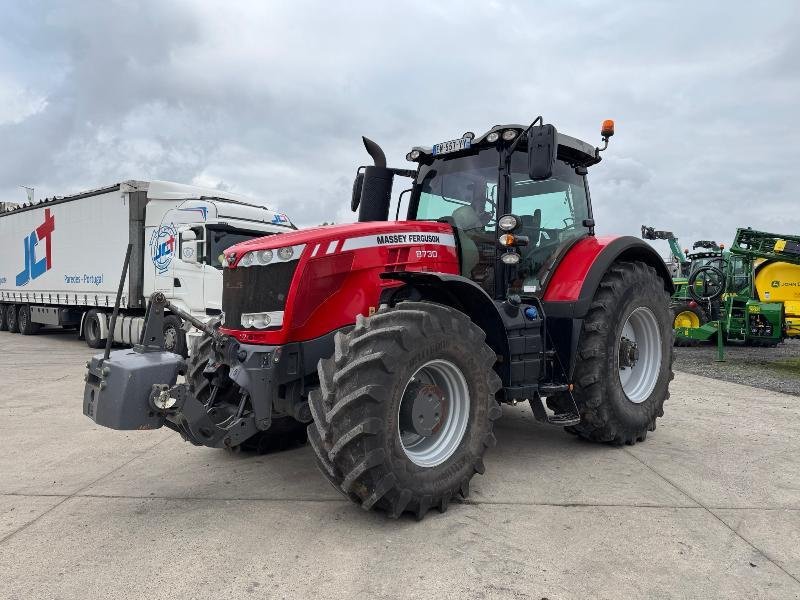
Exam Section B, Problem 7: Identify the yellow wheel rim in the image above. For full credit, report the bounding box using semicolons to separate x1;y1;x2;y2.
674;310;700;329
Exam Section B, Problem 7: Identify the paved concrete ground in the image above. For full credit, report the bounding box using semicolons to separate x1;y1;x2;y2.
1;329;799;599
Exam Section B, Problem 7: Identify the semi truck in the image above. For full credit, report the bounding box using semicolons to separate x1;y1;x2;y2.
0;180;294;354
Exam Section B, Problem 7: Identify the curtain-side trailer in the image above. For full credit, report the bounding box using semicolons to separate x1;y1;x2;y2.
0;180;294;354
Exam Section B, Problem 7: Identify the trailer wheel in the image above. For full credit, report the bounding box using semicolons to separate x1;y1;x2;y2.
7;305;20;333
163;314;188;357
565;261;673;445
0;305;8;331
671;302;706;347
17;305;41;335
84;309;105;349
307;301;501;519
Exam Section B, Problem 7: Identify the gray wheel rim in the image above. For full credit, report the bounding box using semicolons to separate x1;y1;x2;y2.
398;359;470;468
618;307;662;404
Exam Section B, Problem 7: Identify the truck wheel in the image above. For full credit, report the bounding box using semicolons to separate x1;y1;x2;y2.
84;309;105;349
307;301;502;519
17;305;41;335
672;302;706;347
163;314;188;357
187;332;307;453
7;305;19;333
0;305;8;331
565;261;674;445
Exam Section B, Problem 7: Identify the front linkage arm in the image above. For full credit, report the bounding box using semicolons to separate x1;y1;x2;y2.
83;292;262;449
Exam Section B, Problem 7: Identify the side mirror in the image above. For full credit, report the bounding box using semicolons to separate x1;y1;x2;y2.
181;242;198;263
179;229;198;264
528;124;557;181
351;170;364;212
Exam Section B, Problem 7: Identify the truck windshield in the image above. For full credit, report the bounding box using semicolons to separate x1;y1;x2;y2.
208;228;273;269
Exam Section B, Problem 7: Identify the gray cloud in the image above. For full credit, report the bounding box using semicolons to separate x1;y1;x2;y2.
1;0;799;261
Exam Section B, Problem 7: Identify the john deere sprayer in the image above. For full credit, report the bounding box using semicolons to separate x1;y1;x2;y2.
674;227;800;346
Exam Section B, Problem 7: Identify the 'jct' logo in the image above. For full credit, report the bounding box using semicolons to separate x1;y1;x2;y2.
150;224;177;274
16;208;55;286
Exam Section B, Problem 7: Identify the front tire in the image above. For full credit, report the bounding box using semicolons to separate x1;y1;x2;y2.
307;301;501;519
566;261;674;444
0;305;9;331
187;331;307;453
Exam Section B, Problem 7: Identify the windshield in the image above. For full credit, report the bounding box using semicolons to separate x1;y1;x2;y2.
208;227;274;269
412;147;591;296
414;149;499;293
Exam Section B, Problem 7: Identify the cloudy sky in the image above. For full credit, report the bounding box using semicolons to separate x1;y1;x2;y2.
2;1;798;258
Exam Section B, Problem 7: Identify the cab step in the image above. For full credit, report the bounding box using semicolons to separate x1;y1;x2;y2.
546;411;581;427
537;383;569;395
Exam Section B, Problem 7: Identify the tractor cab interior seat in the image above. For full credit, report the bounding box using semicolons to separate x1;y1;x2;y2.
452;204;482;276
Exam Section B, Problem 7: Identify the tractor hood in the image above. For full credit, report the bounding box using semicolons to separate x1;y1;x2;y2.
223;220;455;268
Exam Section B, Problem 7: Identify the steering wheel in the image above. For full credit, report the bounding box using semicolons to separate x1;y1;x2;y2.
687;265;726;302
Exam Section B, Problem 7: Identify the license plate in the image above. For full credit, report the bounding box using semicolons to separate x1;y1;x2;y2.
432;137;471;156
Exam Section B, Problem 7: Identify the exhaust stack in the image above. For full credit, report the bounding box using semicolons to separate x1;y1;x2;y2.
357;136;393;222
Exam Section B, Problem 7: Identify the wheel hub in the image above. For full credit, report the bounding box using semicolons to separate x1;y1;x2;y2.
398;359;470;468
400;381;445;437
619;336;639;370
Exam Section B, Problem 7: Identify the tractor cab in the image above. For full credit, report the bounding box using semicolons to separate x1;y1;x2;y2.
354;119;609;302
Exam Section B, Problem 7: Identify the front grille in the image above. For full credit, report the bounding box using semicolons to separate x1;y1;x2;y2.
222;262;298;328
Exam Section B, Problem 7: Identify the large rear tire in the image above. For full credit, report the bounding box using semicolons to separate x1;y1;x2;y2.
565;261;673;444
307;301;501;519
0;305;8;331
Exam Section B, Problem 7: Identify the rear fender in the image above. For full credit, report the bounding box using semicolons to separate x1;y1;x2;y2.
541;235;673;378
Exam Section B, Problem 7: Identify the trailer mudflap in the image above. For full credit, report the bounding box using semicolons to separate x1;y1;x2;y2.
83;350;184;430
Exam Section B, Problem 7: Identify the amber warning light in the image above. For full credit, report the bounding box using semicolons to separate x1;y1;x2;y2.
601;119;615;138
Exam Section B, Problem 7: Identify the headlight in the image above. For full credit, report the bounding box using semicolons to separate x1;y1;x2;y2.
486;131;500;143
498;214;519;231
501;252;520;265
240;311;283;329
237;244;304;267
502;129;517;141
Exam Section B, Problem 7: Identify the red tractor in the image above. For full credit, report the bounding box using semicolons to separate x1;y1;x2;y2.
84;118;674;519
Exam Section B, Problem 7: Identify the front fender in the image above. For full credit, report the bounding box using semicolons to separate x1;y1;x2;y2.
542;235;673;318
380;271;511;380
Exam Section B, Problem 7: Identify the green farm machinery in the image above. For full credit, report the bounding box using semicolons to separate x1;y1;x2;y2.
672;228;800;347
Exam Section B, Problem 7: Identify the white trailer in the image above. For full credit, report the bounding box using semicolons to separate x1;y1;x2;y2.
0;180;294;354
